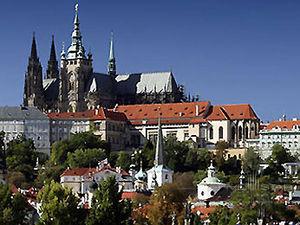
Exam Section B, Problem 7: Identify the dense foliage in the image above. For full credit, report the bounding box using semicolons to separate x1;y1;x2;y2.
0;184;31;225
86;176;132;225
37;181;86;225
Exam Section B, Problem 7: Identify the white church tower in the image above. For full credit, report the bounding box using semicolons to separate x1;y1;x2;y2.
147;118;173;190
197;161;226;201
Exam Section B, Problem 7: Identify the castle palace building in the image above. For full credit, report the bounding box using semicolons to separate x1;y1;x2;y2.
23;3;184;113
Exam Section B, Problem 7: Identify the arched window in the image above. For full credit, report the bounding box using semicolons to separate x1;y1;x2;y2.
245;126;249;139
209;127;214;139
219;126;224;139
238;126;243;140
231;127;236;140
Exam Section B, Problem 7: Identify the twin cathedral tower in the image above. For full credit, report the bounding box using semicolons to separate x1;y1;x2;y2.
23;3;183;113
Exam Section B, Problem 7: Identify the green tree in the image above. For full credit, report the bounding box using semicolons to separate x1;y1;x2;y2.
164;136;190;172
243;147;260;174
209;206;231;225
0;184;31;225
67;148;106;168
5;136;37;185
116;151;131;171
185;148;211;171
34;162;66;187
193;170;207;185
214;141;229;171
37;181;85;225
50;132;110;165
270;144;294;164
87;176;132;225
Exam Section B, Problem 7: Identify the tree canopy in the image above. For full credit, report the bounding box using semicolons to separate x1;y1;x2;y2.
0;184;31;225
37;181;86;225
86;176;132;225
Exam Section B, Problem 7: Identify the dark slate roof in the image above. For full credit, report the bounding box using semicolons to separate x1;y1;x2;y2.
43;78;59;101
86;73;114;95
115;72;177;95
0;106;48;120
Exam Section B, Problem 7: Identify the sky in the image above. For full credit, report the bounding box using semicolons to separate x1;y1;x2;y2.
0;0;300;121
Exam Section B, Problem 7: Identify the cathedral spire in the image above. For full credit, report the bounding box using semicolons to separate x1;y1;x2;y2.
30;33;38;60
154;115;164;167
24;34;44;110
108;32;117;76
46;35;59;79
67;2;86;59
50;35;57;62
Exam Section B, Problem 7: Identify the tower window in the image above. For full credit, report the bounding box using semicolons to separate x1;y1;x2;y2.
219;126;223;139
209;127;213;139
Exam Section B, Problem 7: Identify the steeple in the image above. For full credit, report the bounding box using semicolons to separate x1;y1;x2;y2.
108;32;116;76
30;33;38;60
154;116;164;166
46;35;59;79
67;2;86;59
23;34;44;110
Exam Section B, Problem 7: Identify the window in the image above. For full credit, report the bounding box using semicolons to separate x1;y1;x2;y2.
210;191;215;196
165;174;168;180
209;127;213;139
201;191;204;196
219;126;223;139
238;126;243;140
231;127;235;140
184;132;189;141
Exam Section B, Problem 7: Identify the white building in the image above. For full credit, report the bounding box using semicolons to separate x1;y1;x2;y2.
246;119;300;159
147;118;173;190
60;161;134;206
197;161;226;201
114;102;260;149
0;106;50;155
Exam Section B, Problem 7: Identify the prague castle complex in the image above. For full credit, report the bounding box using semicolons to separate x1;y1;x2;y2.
23;3;183;113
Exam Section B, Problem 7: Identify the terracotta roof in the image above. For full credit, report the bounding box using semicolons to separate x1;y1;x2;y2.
206;104;259;121
48;108;127;122
61;165;129;177
61;168;94;176
192;206;217;219
265;120;300;130
114;101;211;125
48;110;95;120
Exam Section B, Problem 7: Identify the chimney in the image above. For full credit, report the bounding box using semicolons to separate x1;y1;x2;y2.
195;105;199;116
292;117;298;121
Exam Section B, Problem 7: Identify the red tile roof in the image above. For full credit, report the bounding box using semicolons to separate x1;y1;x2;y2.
48;102;259;125
61;165;129;177
206;104;258;121
48;110;95;120
61;168;94;176
191;206;217;219
265;120;300;130
48;108;127;122
114;101;211;125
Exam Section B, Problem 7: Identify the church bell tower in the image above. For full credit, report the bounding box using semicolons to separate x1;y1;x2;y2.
59;3;93;112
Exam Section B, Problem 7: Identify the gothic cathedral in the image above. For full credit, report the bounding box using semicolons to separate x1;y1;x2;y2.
23;3;184;112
